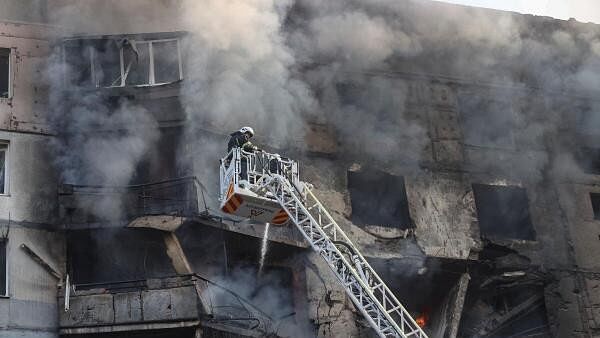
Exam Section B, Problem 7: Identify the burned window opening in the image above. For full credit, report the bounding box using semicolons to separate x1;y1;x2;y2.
577;107;600;136
348;168;413;229
66;228;177;285
576;147;600;175
472;184;536;241
177;224;304;326
590;193;600;220
0;48;9;98
368;257;467;335
459;244;549;338
459;284;549;337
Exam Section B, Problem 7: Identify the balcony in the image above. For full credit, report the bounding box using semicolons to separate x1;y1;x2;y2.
59;176;307;247
59;275;274;337
59;176;201;228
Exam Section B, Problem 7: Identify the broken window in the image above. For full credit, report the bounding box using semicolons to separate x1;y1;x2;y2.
153;40;181;84
347;168;413;229
591;193;600;220
64;42;92;87
124;41;150;86
0;143;8;194
458;95;515;148
472;184;535;240
576;147;600;175
0;48;9;98
94;40;122;87
64;37;183;88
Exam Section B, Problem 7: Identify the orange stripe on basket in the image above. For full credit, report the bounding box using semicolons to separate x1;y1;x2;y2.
272;218;289;225
231;194;243;208
222;194;244;214
273;210;287;218
226;182;234;199
222;202;234;213
272;209;289;224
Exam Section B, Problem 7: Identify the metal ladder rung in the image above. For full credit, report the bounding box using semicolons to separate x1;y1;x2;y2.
312;237;326;246
386;305;402;314
307;203;319;211
322;222;334;230
372;283;384;291
257;173;428;338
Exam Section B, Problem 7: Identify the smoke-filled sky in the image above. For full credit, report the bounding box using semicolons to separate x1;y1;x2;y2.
437;0;600;23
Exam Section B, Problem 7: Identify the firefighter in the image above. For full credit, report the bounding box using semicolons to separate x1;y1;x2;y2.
228;126;260;183
228;126;260;153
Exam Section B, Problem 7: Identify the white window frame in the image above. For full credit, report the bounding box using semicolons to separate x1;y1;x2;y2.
81;38;183;88
0;142;9;196
148;38;184;86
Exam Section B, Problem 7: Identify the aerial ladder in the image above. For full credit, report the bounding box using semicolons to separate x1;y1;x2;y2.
219;148;429;338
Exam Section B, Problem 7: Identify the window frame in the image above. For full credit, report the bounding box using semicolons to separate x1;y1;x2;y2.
66;38;183;89
0;48;13;100
0;239;7;298
0;141;9;196
472;183;536;241
590;192;600;221
132;38;183;87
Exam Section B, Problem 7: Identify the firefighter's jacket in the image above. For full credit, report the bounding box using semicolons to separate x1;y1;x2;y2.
228;131;258;153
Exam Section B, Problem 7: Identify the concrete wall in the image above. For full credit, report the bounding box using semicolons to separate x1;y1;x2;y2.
0;19;64;338
49;0;183;35
0;0;47;24
0;227;64;338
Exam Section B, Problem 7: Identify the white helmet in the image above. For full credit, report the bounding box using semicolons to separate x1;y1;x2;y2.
240;126;255;136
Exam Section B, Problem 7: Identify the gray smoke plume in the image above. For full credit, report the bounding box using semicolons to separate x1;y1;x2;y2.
43;0;600;235
178;0;317;209
47;3;162;220
180;0;315;144
287;0;600;180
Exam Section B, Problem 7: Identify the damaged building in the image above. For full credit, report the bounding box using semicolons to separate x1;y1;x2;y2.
1;0;600;337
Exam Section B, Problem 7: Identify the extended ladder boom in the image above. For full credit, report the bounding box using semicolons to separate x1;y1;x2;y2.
257;173;428;338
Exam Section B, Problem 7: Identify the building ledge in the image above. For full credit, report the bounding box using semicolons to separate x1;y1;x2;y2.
59;320;200;335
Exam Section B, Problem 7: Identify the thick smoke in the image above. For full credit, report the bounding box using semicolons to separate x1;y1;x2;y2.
180;0;315;144
287;0;600;180
44;0;600;239
47;3;163;220
206;266;311;337
178;0;317;209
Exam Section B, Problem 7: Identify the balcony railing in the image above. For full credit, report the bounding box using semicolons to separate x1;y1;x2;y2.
59;274;274;336
59;176;206;224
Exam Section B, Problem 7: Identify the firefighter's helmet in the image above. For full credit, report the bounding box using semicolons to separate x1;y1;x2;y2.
240;126;255;137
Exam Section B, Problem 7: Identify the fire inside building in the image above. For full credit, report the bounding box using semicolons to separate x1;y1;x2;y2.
0;0;600;337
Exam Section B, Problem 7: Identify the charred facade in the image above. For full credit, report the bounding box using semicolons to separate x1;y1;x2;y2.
0;0;599;337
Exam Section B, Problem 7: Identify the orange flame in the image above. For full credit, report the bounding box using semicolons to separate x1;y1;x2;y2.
415;309;430;328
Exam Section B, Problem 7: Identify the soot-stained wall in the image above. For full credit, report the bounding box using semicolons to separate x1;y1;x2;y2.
67;228;176;285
